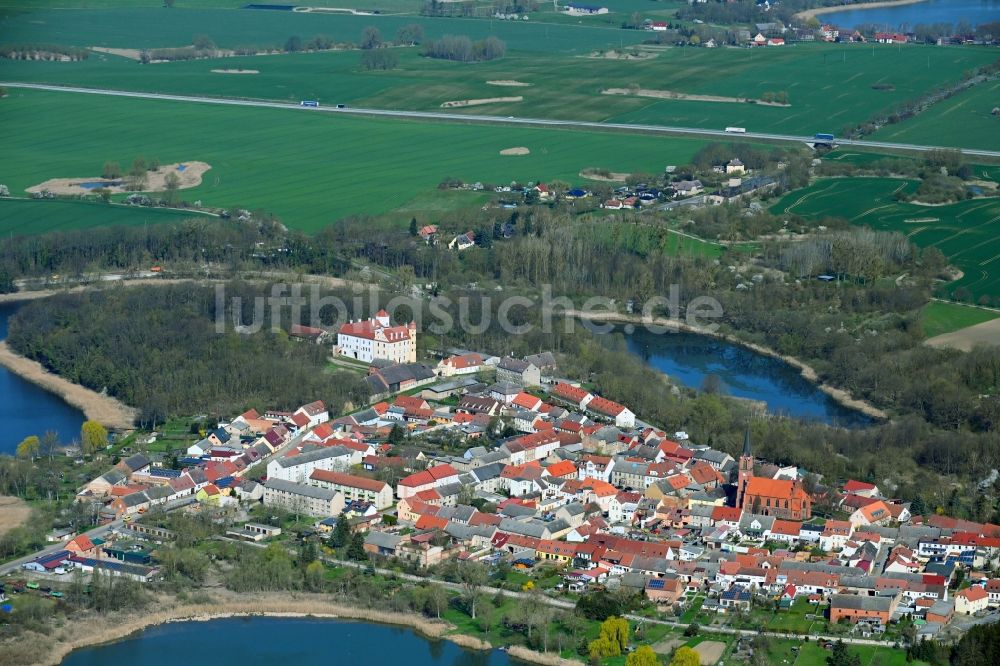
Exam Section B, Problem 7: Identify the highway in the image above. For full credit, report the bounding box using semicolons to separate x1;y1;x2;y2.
4;82;999;159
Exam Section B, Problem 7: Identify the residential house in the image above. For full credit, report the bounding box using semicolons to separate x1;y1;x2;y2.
263;478;345;518
956;586;989;615
497;357;541;387
309;470;394;510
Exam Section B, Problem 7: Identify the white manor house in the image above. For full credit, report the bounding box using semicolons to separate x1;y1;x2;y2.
335;310;417;365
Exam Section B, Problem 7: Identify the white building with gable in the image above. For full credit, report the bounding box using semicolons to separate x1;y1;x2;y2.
335;309;416;364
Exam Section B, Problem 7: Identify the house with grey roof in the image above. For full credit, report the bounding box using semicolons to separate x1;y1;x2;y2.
263;478;345;518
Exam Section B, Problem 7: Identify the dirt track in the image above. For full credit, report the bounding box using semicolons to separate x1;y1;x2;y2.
926;317;1000;352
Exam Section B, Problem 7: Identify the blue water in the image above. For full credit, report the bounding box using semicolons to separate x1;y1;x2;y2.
61;617;528;666
176;164;187;172
821;0;1000;29
0;301;87;454
77;181;121;190
623;328;873;428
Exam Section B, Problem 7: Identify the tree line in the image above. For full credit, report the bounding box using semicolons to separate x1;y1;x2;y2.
422;35;506;62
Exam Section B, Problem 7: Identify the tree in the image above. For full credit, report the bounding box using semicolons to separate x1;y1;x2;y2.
827;640;862;666
102;161;122;180
304;559;325;590
164;171;181;205
388;423;406;445
0;266;16;294
193;34;215;51
459;561;488;619
94;187;112;204
627;645;661;666
669;646;701;666
409;217;418;236
285;35;303;52
126;157;148;191
164;0;175;7
346;530;367;560
329;516;350;548
360;49;398;71
16;435;40;460
81;421;108;455
361;26;382;49
396;23;425;46
425;584;448;618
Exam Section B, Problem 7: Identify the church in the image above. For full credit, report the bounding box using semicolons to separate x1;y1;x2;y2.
735;429;812;521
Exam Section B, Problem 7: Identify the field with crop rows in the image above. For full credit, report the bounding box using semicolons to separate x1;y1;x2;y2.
771;178;1000;302
0;5;996;143
872;78;1000;152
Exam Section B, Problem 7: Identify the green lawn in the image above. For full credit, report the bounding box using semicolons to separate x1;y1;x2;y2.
0;88;710;233
771;177;1000;302
0;197;212;237
921;300;1000;338
873;79;1000;153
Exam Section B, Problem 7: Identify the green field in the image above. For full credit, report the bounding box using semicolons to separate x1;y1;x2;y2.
771;178;1000;302
0;198;212;237
0;4;996;143
873;78;1000;152
0;89;712;232
921;300;1000;338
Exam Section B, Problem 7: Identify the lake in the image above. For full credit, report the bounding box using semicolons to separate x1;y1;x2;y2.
820;0;1000;29
61;617;529;666
623;327;873;427
0;301;86;454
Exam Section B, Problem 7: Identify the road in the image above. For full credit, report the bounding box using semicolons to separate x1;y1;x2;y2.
4;82;999;159
227;544;907;647
0;518;124;577
0;496;195;577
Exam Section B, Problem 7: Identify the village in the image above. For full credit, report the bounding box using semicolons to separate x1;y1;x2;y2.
6;310;1000;654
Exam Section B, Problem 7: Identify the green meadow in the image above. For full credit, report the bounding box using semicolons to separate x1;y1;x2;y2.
0;198;212;238
0;88;710;233
771;178;1000;302
0;4;996;144
872;78;1000;153
921;300;1000;338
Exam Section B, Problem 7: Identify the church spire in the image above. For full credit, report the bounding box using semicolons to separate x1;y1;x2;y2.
742;426;752;457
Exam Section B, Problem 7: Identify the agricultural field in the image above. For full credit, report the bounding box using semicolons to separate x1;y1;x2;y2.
771;178;1000;303
0;4;996;142
872;78;1000;153
0;88;711;233
0;198;212;237
920;300;1000;339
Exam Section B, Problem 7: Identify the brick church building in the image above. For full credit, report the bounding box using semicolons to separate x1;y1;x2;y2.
736;429;811;521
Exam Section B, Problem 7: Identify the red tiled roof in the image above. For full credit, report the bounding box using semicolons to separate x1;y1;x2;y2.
339;318;412;342
551;382;590;404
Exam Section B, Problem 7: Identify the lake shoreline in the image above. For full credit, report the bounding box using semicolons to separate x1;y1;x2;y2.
794;0;927;20
564;309;888;421
0;341;137;431
46;595;560;666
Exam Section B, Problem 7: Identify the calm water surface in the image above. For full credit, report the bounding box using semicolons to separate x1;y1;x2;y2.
0;301;86;453
61;617;529;666
821;0;1000;29
623;328;873;427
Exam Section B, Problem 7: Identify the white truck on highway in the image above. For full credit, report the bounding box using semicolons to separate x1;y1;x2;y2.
725;127;747;134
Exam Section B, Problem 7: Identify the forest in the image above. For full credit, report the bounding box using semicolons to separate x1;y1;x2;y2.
6;283;371;428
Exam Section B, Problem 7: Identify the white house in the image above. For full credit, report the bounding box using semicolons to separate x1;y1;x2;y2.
335;310;416;365
266;446;360;483
263;478;345;518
